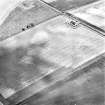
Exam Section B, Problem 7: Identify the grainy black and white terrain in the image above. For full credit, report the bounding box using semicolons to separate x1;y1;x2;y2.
0;0;105;105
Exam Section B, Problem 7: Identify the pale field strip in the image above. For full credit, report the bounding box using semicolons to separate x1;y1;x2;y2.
68;0;103;12
69;0;105;30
